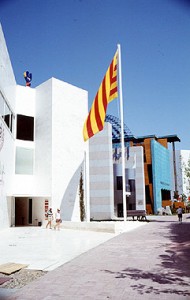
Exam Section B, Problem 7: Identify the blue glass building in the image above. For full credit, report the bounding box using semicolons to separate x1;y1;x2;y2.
151;140;171;213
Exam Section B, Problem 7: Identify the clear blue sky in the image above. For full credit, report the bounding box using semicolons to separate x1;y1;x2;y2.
0;0;189;150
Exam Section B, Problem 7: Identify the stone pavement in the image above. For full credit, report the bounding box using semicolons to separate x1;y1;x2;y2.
0;225;120;272
2;214;190;300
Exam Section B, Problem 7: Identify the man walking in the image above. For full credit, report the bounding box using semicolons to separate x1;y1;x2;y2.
177;206;183;223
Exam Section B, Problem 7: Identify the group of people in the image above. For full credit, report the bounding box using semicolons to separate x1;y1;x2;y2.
46;208;62;230
45;206;183;229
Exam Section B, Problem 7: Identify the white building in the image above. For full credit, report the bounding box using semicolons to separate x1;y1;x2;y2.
0;24;146;228
0;25;88;228
171;150;190;199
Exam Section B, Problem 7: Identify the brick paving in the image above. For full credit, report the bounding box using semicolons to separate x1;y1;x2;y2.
3;214;190;300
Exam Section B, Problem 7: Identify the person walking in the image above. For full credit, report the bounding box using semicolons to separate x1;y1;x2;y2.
46;208;53;229
177;206;183;223
54;208;61;230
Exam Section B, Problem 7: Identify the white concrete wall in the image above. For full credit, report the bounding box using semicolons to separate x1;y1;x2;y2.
132;147;146;210
15;85;35;116
0;124;15;228
89;122;114;220
34;80;52;198
0;25;89;227
12;85;36;195
0;24;16;110
51;78;88;221
171;150;190;198
0;25;16;228
10;78;88;224
32;78;88;221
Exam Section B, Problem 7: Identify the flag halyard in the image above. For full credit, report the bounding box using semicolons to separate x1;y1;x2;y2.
83;50;118;141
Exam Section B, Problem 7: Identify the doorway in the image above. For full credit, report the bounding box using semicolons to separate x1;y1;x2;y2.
15;197;32;226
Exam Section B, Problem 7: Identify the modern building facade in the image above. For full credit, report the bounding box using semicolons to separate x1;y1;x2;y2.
127;135;180;214
89;114;181;217
0;25;88;228
0;24;186;229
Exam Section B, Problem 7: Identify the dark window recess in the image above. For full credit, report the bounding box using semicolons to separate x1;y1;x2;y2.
161;189;171;201
145;185;152;204
17;114;34;141
129;203;133;210
28;198;32;224
128;180;135;194
147;164;152;184
144;148;146;163
4;114;10;129
117;203;123;217
117;176;123;190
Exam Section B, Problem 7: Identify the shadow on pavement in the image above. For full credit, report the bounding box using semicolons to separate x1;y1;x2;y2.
103;268;190;297
160;221;190;277
102;219;190;297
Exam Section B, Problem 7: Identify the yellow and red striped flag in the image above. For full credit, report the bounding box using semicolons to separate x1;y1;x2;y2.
83;50;118;141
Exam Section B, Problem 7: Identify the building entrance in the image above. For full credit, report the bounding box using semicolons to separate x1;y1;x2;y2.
15;197;31;226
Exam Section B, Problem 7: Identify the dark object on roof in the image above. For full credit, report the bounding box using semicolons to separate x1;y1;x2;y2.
105;115;180;144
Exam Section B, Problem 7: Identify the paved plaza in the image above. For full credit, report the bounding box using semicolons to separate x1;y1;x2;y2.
0;214;190;299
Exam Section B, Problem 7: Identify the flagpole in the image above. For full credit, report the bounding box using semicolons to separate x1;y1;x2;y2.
117;44;127;224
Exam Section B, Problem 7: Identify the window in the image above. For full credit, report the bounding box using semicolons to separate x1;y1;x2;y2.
145;185;152;204
4;102;12;130
28;199;33;224
117;176;123;190
0;90;14;134
161;189;171;201
147;164;152;184
16;114;34;141
0;92;4;116
15;147;34;175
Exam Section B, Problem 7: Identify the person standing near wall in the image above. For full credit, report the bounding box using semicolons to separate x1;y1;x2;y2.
54;208;61;230
177;206;183;223
46;208;53;229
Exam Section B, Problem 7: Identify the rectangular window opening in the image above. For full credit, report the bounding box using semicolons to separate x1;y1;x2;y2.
117;176;123;190
16;114;34;141
15;147;34;175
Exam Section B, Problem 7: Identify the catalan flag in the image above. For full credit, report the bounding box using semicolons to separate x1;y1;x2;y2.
83;50;118;141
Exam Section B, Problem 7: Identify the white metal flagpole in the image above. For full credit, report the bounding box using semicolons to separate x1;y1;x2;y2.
117;44;127;223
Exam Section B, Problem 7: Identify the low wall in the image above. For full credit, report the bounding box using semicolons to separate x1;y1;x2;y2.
61;220;146;234
61;221;116;233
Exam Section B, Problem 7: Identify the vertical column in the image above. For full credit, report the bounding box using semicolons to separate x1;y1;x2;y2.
172;141;178;198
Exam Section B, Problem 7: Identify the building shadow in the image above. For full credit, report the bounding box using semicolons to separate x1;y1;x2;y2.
60;162;83;221
101;221;190;297
159;221;190;277
103;268;190;296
